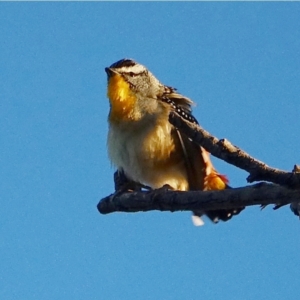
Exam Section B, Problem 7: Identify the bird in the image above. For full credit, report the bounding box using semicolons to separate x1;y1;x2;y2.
105;58;244;225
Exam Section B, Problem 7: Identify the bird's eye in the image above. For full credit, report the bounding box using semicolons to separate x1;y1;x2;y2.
129;72;136;77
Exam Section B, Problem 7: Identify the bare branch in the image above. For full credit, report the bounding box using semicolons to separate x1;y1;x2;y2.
98;113;300;218
98;183;300;215
169;112;300;188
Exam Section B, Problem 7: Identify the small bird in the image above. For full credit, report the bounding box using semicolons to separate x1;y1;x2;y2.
105;58;244;224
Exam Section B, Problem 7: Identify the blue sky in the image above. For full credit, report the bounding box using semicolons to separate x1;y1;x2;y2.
1;2;300;300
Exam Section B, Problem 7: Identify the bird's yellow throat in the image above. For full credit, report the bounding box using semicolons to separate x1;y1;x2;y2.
107;74;136;123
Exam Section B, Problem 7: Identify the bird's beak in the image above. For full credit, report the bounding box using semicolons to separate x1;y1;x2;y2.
105;67;117;78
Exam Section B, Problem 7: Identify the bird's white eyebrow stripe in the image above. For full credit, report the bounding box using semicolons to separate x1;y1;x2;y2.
119;64;146;74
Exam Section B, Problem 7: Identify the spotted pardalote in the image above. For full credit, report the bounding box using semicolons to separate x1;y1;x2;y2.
105;58;244;224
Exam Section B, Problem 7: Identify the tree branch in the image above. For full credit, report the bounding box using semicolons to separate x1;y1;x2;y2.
98;183;300;214
169;112;300;188
97;112;300;218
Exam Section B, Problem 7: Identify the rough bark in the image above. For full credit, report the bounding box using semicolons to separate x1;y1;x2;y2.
98;183;300;214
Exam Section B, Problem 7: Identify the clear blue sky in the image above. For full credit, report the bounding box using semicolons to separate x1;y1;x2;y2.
1;3;300;300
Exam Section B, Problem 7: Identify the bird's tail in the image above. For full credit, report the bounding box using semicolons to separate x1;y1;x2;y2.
192;148;244;225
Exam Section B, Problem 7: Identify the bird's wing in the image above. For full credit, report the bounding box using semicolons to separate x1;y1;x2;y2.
164;90;245;223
